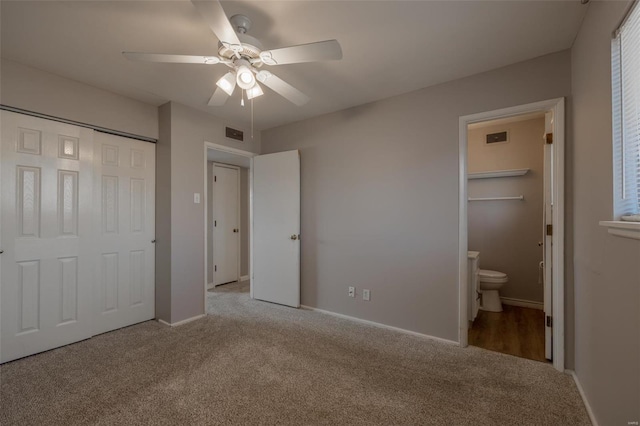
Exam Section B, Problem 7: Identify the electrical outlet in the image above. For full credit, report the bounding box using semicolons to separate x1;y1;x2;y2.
348;286;355;298
363;289;371;301
194;193;201;204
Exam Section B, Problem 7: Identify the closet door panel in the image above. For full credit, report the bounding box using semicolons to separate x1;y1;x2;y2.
1;111;94;363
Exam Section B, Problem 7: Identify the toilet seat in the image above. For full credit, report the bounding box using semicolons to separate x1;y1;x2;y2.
479;269;508;283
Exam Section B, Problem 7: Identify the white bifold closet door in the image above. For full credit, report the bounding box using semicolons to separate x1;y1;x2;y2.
0;111;95;363
0;112;155;363
212;164;239;286
93;132;155;335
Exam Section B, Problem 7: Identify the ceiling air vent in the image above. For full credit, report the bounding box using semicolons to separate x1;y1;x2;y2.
226;127;244;142
485;131;508;144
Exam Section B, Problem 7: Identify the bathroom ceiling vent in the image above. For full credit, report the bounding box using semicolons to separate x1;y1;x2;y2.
485;131;509;144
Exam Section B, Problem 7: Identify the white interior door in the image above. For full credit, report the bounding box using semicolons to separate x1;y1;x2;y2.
93;132;155;335
253;150;300;308
213;164;239;285
0;111;94;363
543;111;554;361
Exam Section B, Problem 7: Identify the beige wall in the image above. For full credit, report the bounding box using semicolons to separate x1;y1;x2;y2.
263;51;571;342
207;163;250;284
156;104;172;321
468;118;545;303
571;1;640;424
0;59;158;139
157;102;260;324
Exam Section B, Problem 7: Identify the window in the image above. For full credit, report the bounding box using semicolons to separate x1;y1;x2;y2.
612;1;640;220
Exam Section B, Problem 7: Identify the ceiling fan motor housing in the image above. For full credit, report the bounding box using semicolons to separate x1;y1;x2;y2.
218;14;263;63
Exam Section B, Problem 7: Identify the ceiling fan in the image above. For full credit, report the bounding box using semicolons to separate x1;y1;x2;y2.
123;0;342;107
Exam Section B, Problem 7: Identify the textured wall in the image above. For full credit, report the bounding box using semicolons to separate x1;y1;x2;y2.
263;51;571;342
571;1;640;424
164;102;259;323
0;59;158;139
468;117;545;303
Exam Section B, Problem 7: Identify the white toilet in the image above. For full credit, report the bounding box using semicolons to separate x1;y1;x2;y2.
478;269;508;312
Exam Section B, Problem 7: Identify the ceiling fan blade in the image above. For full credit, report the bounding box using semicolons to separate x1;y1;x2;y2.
260;40;342;66
191;0;241;48
208;86;230;106
257;71;309;106
123;52;221;64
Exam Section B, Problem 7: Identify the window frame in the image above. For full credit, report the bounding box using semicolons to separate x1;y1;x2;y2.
601;0;640;239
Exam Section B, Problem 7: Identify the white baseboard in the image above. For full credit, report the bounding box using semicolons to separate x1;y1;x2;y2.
567;370;598;426
301;305;458;346
158;313;206;327
240;275;249;282
500;297;543;310
207;282;215;290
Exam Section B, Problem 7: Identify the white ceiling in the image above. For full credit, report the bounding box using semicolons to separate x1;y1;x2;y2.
1;1;587;131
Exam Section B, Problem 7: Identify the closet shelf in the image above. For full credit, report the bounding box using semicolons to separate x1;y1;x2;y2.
468;168;529;180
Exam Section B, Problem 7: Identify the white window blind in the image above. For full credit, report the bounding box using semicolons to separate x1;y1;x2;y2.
613;1;640;218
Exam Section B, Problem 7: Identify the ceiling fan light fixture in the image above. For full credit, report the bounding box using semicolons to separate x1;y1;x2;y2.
236;65;256;90
216;72;236;96
246;83;263;100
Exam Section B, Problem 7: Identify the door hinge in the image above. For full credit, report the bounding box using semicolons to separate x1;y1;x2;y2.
546;315;553;328
214;176;217;182
214;220;217;227
545;133;553;144
215;265;217;272
546;224;553;236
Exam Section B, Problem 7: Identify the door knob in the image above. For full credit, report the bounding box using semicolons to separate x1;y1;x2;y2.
290;235;298;240
233;229;238;233
538;241;543;247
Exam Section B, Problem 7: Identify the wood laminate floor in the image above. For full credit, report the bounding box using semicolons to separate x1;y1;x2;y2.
468;305;548;362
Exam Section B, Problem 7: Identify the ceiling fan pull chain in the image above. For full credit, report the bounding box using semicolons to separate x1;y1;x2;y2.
241;89;245;107
251;98;254;139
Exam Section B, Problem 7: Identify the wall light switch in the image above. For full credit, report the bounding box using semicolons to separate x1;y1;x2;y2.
363;289;371;301
194;193;201;204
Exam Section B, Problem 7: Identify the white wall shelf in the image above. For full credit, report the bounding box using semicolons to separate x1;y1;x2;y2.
468;168;529;180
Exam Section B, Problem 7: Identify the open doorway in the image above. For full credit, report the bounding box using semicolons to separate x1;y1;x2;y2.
208;162;248;288
203;142;302;313
458;98;565;371
204;142;254;310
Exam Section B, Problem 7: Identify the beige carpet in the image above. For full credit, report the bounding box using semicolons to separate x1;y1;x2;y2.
0;281;589;425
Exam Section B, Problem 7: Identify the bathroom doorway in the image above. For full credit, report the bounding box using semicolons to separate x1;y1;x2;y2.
458;99;565;371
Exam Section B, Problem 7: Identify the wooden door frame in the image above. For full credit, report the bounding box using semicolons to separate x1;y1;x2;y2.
211;162;241;287
203;142;255;313
458;98;566;372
